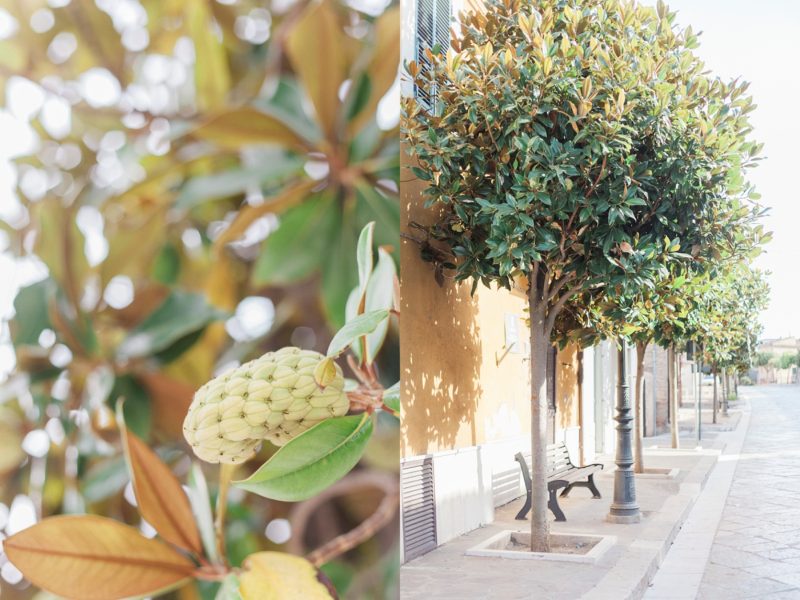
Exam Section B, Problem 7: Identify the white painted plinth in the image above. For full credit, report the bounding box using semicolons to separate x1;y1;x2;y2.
465;530;616;564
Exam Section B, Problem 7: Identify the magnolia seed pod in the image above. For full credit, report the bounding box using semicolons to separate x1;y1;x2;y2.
183;347;349;464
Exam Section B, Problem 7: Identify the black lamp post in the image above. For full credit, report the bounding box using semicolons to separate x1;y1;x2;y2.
608;339;641;523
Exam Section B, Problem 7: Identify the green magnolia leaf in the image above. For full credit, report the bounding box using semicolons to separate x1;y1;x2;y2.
117;291;226;360
322;209;360;329
254;78;321;144
80;455;129;504
327;309;390;358
252;195;338;285
346;248;396;364
382;381;400;415
111;375;151;439
215;573;243;600
356;222;375;300
361;249;396;363
11;279;55;346
187;463;219;564
175;153;302;210
151;244;181;285
234;415;373;501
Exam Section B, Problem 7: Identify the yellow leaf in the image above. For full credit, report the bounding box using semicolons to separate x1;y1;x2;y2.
0;413;24;476
32;198;90;306
186;0;230;111
239;552;335;600
286;0;347;141
120;419;203;555
65;3;127;84
4;515;194;600
193;106;310;152
214;179;318;249
101;207;168;288
582;76;592;98
313;356;338;389
348;6;400;134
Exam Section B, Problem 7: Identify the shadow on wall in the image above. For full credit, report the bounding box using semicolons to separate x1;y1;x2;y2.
400;252;483;457
399;153;483;457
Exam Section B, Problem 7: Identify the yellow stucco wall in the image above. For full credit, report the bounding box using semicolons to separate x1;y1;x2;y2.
556;345;581;430
400;151;582;458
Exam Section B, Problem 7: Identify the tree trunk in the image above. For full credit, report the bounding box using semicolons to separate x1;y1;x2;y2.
677;354;683;408
712;368;718;424
722;368;729;417
634;341;646;474
528;289;550;553
669;346;679;448
696;351;702;443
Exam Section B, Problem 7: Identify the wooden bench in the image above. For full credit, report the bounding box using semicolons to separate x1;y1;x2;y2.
514;442;603;522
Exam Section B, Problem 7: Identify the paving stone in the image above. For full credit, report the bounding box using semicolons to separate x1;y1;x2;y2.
698;385;800;598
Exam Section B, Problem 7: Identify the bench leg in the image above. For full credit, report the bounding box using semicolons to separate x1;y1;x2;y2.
559;476;602;500
515;491;531;520
548;489;567;522
587;474;601;499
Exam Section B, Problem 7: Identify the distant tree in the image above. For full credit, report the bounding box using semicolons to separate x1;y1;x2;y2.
777;352;796;370
756;351;775;367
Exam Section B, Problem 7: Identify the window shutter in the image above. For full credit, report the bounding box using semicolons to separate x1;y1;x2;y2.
414;0;451;109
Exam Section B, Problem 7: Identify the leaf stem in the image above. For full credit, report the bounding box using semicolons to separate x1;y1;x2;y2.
214;463;236;567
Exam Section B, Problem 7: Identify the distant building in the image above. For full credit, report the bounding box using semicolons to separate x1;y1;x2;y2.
755;337;798;384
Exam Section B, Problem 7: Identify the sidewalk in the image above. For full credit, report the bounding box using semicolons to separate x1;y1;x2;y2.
400;403;744;600
644;396;752;599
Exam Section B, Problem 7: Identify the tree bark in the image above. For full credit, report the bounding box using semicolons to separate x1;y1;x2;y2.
669;346;679;448
712;368;718;424
677;354;683;408
634;341;647;474
722;368;729;417
528;288;551;553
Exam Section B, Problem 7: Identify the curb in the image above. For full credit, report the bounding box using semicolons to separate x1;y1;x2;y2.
582;400;751;600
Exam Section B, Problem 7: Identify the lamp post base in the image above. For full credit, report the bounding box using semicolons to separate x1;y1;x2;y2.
606;513;641;524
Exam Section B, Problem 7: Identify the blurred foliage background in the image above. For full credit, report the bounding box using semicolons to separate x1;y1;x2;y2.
0;0;400;597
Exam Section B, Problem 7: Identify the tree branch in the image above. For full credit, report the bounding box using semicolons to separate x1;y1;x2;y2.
545;285;577;333
546;272;576;303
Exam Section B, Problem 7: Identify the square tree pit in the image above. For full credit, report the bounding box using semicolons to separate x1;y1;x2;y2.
465;531;616;565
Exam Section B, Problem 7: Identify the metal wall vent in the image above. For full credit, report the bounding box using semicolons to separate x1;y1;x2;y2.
401;457;437;561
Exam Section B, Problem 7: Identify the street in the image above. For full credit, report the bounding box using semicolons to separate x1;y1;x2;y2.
698;385;800;598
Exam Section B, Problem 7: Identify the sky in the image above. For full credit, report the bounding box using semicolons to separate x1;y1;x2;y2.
663;0;800;340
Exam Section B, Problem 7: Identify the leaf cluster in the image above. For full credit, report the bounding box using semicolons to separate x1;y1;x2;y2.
403;0;767;342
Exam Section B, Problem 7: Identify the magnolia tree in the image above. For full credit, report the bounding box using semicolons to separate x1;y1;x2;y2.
689;264;769;421
558;270;695;470
404;0;767;550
